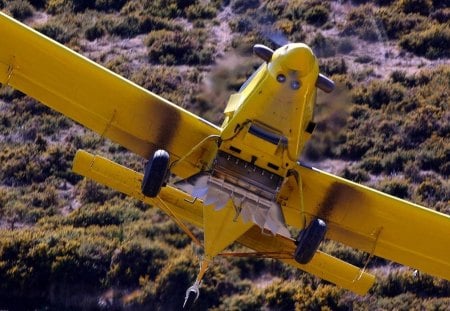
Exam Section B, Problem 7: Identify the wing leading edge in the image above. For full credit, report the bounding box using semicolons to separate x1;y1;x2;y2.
292;164;450;281
0;12;220;178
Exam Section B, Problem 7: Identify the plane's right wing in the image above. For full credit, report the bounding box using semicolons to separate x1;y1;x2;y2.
0;12;220;178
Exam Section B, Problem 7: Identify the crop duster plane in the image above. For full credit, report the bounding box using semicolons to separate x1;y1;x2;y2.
1;12;450;307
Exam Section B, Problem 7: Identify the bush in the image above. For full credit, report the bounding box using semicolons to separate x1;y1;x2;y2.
359;156;384;174
351;81;405;109
106;15;142;38
231;0;259;14
378;179;410;199
341;167;370;182
376;9;427;40
416;178;447;203
8;0;34;20
186;3;217;20
35;21;75;44
28;0;47;9
399;0;432;15
337;38;355;54
94;0;127;12
84;22;105;41
146;29;215;65
417;136;449;174
108;239;169;286
309;33;336;58
304;4;329;26
341;5;379;42
399;24;450;59
320;58;347;76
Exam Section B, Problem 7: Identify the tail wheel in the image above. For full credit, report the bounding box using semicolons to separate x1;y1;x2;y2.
294;218;327;264
141;149;170;197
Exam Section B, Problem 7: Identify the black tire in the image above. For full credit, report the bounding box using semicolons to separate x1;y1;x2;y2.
141;149;170;197
294;218;327;264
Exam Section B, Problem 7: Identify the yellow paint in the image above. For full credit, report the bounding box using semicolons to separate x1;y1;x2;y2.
72;150;375;295
2;11;450;295
203;203;253;257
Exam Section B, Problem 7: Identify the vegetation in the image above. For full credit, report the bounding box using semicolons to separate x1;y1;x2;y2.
0;0;449;309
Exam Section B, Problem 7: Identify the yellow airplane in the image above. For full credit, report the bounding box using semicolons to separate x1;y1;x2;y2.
0;12;449;308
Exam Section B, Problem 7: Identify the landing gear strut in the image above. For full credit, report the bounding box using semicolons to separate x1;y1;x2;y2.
183;257;211;309
294;218;327;264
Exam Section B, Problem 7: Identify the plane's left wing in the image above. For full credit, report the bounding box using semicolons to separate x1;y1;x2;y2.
286;164;450;282
0;12;220;178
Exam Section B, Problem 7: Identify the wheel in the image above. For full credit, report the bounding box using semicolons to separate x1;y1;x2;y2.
141;149;170;197
294;218;327;264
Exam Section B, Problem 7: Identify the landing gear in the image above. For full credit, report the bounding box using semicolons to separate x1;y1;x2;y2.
183;257;211;309
141;149;170;197
294;218;327;264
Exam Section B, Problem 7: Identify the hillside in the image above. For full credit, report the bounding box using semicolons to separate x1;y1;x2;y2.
0;0;449;309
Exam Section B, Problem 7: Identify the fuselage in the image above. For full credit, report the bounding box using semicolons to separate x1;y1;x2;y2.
220;43;318;178
193;44;321;236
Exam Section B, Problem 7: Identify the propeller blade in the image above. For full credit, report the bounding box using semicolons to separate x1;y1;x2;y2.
316;73;335;93
253;44;274;62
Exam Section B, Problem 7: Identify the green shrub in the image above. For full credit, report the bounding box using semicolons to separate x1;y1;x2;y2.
28;0;47;9
319;58;347;76
309;33;336;58
417;136;449;174
46;0;66;14
304;4;329;26
64;202;142;227
186;3;217;20
430;8;450;24
355;55;373;64
337;38;355;54
378;178;410;199
265;280;298;310
399;0;432;15
8;0;34;20
94;0;127;12
399;23;450;59
219;290;264;311
415;178;447;203
35;20;75;44
359;156;384;174
77;180;112;205
231;0;259;14
338;131;373;160
341;167;370;182
146;29;215;65
229;16;253;34
84;22;105;41
106;15;141;38
351;81;405;109
381;150;414;174
108;239;169;286
403;106;441;145
341;5;379;42
376;9;427;40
